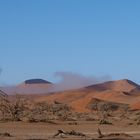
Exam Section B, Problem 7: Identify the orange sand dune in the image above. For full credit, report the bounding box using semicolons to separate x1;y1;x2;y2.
87;79;139;92
131;101;140;110
8;79;140;112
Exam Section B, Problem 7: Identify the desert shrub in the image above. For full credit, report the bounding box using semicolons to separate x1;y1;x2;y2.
0;93;73;122
51;103;72;121
25;101;73;122
128;122;133;125
0;132;12;137
26;101;52;122
99;119;112;125
0;95;29;121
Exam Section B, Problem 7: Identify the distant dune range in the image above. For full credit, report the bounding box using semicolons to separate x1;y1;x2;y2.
1;78;140;112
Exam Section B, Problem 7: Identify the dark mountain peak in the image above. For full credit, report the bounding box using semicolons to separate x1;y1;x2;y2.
24;79;52;84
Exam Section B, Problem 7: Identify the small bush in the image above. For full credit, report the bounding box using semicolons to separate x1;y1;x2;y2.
0;132;12;137
99;119;112;125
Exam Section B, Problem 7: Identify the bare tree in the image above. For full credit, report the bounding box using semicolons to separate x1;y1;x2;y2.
52;103;72;120
28;101;52;122
88;99;112;124
0;95;28;121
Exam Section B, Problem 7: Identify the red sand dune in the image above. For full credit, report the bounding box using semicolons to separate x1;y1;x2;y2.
33;79;140;112
2;79;140;112
86;79;139;92
131;101;140;110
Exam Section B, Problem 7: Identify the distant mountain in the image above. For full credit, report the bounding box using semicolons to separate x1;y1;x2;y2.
24;79;52;84
2;79;53;95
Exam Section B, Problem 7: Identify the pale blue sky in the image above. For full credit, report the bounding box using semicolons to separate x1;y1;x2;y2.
0;0;140;84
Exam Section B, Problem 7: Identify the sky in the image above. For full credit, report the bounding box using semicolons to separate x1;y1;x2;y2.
0;0;140;85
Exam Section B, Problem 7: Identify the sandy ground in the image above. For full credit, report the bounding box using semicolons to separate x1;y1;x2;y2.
0;121;140;140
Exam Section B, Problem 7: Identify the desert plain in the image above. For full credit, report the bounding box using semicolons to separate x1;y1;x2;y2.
1;79;140;140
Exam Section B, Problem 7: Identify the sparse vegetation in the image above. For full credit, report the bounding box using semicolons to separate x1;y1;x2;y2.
0;94;73;122
0;92;139;140
87;98;131;125
0;95;29;121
